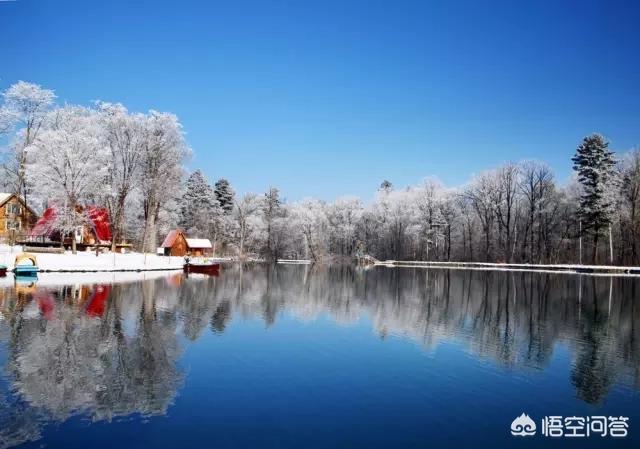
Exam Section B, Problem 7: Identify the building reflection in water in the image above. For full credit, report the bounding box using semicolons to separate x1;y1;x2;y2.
0;265;639;447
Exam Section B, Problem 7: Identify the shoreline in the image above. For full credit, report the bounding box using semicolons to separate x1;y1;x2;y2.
275;258;640;276
2;244;640;277
373;260;640;276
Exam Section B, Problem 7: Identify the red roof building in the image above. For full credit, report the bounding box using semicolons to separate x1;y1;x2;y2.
31;205;112;245
161;229;189;256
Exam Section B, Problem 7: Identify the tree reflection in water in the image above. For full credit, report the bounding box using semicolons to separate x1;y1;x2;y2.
0;265;639;447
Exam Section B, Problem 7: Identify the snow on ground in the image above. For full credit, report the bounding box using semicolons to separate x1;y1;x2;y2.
0;245;184;272
0;270;180;288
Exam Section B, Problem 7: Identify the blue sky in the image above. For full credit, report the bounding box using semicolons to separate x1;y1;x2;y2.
1;0;638;201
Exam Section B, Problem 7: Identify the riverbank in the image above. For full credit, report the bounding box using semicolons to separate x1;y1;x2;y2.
275;258;640;276
372;259;640;275
0;245;185;272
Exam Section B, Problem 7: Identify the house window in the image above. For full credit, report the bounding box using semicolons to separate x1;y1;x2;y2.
6;203;22;215
6;219;21;230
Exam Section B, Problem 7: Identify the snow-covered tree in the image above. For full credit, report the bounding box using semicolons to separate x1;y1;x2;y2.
260;187;284;261
25;105;108;253
415;179;446;260
180;170;217;236
139;111;190;253
325;196;363;257
492;163;521;263
214;178;235;214
232;193;260;258
371;188;419;260
572;134;618;263
96;102;146;249
464;172;497;262
290;199;328;262
1;81;56;210
618;149;640;264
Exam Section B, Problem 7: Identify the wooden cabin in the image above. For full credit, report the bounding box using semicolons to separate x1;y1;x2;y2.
0;193;38;240
161;230;213;256
161;230;189;256
186;238;213;256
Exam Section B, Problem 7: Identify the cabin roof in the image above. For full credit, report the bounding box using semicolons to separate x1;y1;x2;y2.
0;192;38;215
0;193;12;207
186;238;212;249
31;205;112;242
161;230;185;248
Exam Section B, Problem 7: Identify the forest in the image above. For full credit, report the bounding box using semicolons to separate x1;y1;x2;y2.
1;81;639;265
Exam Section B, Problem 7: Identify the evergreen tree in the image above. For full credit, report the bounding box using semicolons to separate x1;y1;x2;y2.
572;134;617;263
181;170;216;235
214;178;235;214
261;187;283;261
379;180;393;192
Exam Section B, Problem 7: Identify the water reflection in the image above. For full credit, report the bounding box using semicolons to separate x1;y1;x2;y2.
0;266;639;448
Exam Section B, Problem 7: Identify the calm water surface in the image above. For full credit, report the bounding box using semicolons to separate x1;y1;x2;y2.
0;265;639;448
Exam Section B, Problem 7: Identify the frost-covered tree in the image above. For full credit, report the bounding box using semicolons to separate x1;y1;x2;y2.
618;149;640;264
25;105;108;253
290;199;328;262
438;191;459;261
371;188;419;260
325;196;363;257
180;170;216;236
572;134;618;263
96;102;145;249
232;193;260;258
1;81;55;211
492;163;520;263
465;172;497;262
214;178;235;214
260;187;284;261
0;107;16;135
415;179;446;260
139;111;190;253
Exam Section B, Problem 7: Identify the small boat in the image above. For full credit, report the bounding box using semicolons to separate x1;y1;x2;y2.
14;253;39;278
0;264;7;277
183;258;220;275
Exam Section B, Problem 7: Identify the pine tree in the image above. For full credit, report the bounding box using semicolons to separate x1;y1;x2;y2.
214;178;235;214
379;180;393;192
572;134;617;263
181;170;216;235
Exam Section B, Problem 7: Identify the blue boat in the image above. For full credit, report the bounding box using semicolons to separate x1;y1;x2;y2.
14;265;39;277
13;253;39;278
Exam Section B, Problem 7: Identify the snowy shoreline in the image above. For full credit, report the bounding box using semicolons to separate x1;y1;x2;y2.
2;244;639;276
373;259;640;276
0;245;186;273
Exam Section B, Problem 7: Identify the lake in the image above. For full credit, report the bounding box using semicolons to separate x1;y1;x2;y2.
0;265;639;448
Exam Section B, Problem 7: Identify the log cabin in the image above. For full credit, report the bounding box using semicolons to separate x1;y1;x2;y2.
161;230;213;256
0;193;38;240
161;230;189;256
185;238;213;256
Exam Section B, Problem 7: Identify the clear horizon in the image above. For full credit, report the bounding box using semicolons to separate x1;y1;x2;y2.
1;0;639;201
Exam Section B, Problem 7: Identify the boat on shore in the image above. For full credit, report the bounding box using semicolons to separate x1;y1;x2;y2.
14;253;39;278
183;257;221;275
0;264;7;277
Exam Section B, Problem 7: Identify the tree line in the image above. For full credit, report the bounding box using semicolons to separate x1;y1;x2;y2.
1;81;639;264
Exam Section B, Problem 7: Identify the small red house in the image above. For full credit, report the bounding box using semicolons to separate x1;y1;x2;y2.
161;230;189;256
31;205;112;246
161;230;213;257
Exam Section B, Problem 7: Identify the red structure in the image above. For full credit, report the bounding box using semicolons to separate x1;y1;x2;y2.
31;205;112;245
161;229;188;256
